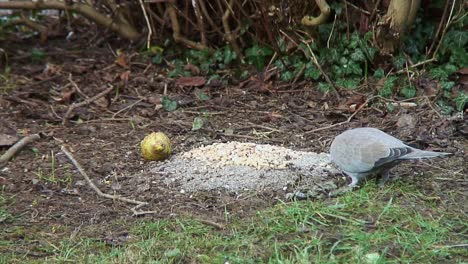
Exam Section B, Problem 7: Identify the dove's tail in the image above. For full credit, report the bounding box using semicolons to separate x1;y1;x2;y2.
400;149;452;160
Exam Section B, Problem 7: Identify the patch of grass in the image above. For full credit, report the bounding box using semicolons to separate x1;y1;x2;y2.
1;183;466;263
0;188;13;224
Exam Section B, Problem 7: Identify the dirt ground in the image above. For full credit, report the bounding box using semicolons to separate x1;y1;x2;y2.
1;38;467;255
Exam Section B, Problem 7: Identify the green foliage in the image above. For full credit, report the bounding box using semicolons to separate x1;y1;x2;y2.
399;9;467;112
30;48;45;61
379;76;398;98
162;96;177;112
373;68;385;79
153;6;464;110
315;31;377;89
195;91;210;101
401;84;416;99
245;44;273;71
454;92;468;112
191;117;205;130
304;62;321;80
166;45;238;78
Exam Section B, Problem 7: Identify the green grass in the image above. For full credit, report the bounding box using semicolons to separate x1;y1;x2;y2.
1;183;467;263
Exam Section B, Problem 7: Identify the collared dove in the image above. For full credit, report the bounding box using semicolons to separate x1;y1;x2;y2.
330;127;451;187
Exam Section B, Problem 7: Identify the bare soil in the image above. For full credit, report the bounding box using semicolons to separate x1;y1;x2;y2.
1;38;466;255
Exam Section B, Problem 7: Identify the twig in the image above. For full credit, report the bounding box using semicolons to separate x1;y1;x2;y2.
193;0;207;45
368;0;382;23
427;0;450;55
424;96;442;119
138;0;152;49
301;40;341;99
60;146;147;207
432;243;468;249
343;0;371;15
62;86;114;126
130;203;161;216
0;134;41;168
196;218;226;229
430;0;457;59
327;14;337;48
304;96;373;134
112;98;144;118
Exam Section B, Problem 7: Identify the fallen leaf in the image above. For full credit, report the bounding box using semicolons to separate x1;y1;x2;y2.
115;50;130;69
175;76;206;87
184;63;200;75
120;70;131;87
42;63;62;77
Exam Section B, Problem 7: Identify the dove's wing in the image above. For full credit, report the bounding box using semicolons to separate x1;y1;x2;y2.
330;127;414;174
330;127;451;187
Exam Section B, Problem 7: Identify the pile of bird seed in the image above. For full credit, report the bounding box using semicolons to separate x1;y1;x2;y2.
148;141;341;197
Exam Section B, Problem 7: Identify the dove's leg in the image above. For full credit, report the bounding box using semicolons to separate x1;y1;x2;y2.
378;170;391;186
349;176;359;187
346;172;364;187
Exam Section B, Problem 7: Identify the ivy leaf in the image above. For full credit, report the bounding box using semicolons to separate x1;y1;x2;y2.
401;85;416;98
281;71;294;82
454;92;468;111
318;82;331;93
336;78;360;89
151;54;163;64
350;49;365;62
162;96;178;112
380;76;398;98
429;67;448;80
192;117;205;130
392;55;406;70
31;48;45;61
304;63;321;80
195;91;210;101
373;68;385;79
437;100;454;115
441;81;455;91
245;44;273;71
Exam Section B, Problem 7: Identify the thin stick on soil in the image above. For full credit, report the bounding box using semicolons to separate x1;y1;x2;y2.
196;218;226;229
304;96;373;134
62;86;115;126
301;40;341;99
0;134;41;168
60;146;147;207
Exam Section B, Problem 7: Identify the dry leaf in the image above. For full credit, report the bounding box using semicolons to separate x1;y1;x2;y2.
184;64;200;75
115;51;130;69
120;70;130;87
175;76;206;87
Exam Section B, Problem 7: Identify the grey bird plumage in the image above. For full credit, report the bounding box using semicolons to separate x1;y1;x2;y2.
330;127;451;187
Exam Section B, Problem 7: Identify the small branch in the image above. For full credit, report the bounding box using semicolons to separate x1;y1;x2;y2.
427;0;450;55
193;0;207;45
61;146;147;207
301;39;341;99
430;0;457;60
304;96;373;134
138;0;153;49
221;0;242;59
0;134;41;169
301;0;331;26
3;16;48;42
0;0;140;40
167;3;207;50
196;218;226;229
198;0;224;36
62;86;114;126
